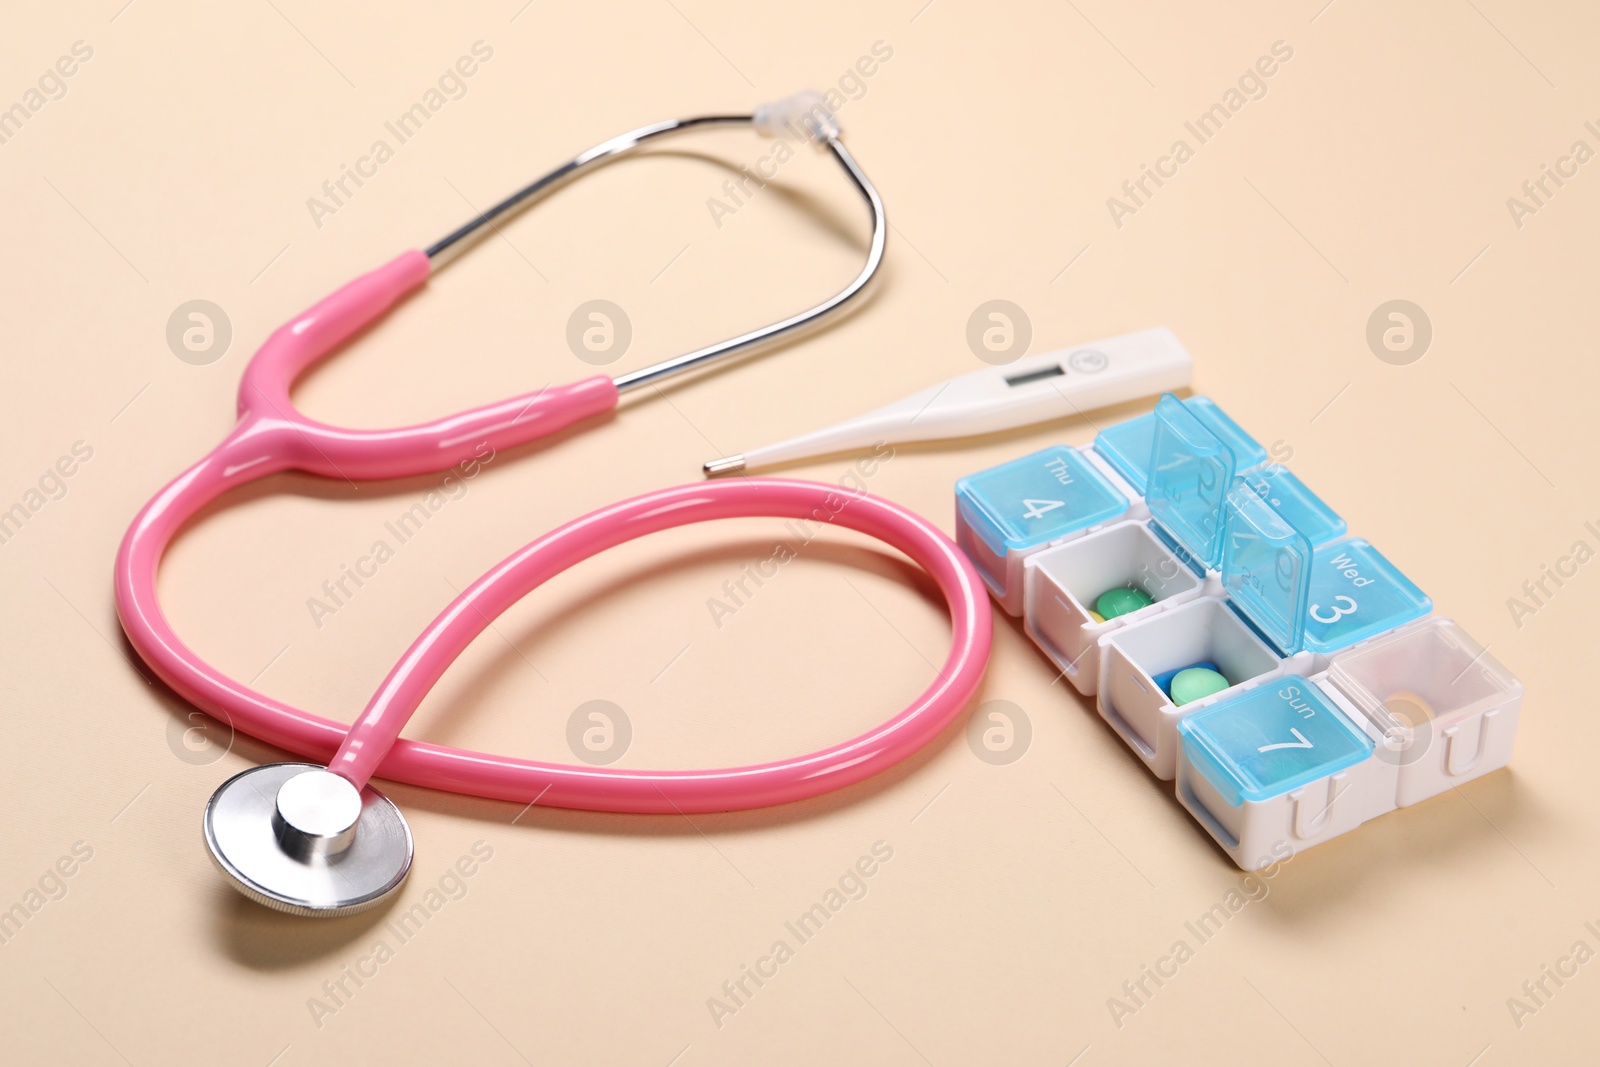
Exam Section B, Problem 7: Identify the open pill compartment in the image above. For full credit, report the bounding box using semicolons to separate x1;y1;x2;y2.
1097;596;1289;778
1022;518;1207;696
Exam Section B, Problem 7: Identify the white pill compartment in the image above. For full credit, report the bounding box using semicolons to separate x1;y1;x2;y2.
1096;597;1285;779
1024;520;1205;695
1175;673;1399;870
1326;617;1523;806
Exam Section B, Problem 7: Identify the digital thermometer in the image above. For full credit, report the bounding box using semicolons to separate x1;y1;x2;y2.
702;327;1194;475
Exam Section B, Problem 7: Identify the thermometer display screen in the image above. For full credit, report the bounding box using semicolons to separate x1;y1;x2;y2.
1003;364;1066;388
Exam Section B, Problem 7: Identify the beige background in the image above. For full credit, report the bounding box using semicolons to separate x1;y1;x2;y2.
0;0;1593;1063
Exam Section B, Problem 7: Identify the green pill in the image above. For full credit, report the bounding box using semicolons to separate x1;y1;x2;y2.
1170;667;1230;706
1094;586;1153;620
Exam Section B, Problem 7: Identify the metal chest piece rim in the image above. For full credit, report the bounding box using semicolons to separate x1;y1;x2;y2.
203;762;413;918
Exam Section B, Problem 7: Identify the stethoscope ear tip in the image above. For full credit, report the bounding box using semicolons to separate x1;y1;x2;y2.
203;762;413;918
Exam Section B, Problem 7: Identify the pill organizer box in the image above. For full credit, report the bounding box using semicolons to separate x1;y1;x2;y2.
954;388;1524;869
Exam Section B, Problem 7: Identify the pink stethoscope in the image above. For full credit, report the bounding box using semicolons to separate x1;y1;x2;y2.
114;95;993;916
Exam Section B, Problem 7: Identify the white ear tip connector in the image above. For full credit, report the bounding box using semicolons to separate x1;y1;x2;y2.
753;90;840;145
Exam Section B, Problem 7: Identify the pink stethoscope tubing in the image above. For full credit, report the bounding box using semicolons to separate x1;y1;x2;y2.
114;250;993;814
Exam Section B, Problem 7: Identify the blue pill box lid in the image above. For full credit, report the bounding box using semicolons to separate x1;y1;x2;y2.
954;445;1129;555
1217;491;1430;656
1094;396;1267;496
1301;539;1431;654
1098;394;1416;658
1235;464;1347;548
1145;394;1242;569
1178;676;1375;806
1220;483;1313;655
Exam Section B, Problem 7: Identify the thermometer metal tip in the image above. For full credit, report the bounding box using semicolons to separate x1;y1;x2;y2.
703;454;747;476
702;328;1193;476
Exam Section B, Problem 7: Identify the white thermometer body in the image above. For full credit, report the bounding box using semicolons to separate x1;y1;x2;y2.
704;327;1194;474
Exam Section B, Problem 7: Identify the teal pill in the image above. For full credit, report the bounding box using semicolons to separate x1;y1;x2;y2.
1095;586;1153;620
1171;667;1230;706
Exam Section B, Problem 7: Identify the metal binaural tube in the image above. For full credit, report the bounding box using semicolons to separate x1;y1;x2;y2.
423;112;887;395
611;138;886;394
424;115;750;262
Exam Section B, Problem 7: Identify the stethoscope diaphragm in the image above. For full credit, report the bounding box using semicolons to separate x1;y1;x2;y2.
203;762;413;917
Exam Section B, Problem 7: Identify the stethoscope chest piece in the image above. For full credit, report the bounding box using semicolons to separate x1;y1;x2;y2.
203;762;413;917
